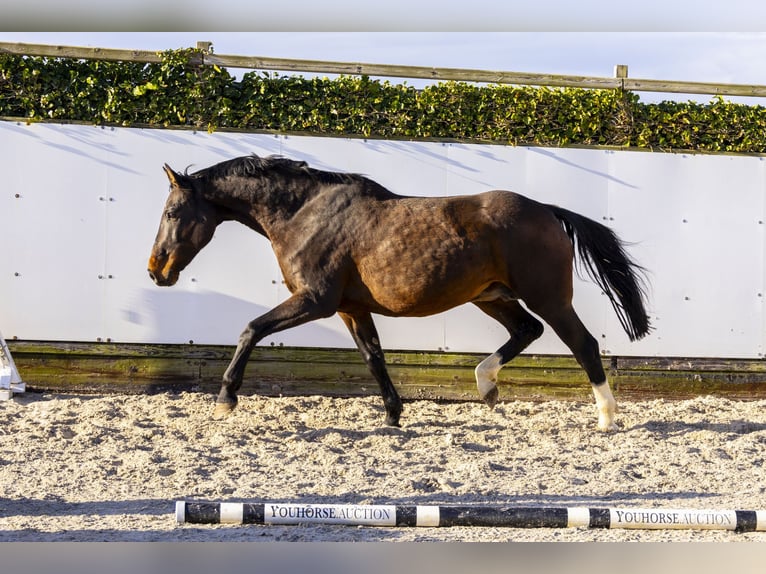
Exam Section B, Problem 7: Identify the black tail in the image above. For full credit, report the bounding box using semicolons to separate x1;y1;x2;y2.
548;205;651;341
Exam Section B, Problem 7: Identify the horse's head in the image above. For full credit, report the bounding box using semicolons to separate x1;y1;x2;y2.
148;164;218;287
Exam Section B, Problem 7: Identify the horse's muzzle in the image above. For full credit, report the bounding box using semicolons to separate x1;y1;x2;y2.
148;251;179;286
148;268;178;287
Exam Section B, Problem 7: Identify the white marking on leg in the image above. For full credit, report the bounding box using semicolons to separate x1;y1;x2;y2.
592;380;617;432
475;352;503;400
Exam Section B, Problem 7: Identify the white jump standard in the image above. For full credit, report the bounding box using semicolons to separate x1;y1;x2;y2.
175;502;766;532
0;330;24;401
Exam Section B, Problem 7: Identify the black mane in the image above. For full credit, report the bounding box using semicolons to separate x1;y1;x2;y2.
189;154;368;186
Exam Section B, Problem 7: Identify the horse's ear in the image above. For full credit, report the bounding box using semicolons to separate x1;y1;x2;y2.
163;164;185;189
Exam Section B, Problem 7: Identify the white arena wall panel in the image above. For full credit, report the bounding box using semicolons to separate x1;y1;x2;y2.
0;120;763;358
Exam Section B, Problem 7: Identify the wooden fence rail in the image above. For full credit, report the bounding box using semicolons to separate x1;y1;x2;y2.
8;340;766;401
3;40;766;98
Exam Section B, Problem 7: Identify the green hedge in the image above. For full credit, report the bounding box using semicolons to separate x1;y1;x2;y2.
3;48;766;153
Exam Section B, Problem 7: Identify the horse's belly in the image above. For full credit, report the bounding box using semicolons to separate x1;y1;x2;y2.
352;254;499;317
341;289;478;317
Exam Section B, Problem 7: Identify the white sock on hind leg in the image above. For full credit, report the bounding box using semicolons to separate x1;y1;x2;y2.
592;380;617;432
475;352;502;400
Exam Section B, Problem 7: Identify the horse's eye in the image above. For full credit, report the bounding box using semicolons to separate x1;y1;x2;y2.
165;207;179;221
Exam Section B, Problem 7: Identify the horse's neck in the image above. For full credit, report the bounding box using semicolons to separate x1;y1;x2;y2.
207;175;317;236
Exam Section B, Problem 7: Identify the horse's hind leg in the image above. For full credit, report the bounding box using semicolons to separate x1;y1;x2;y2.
473;300;544;409
532;303;616;432
338;311;403;427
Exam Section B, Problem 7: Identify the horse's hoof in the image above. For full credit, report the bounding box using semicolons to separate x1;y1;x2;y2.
213;402;236;419
597;421;618;432
385;415;401;427
482;387;499;410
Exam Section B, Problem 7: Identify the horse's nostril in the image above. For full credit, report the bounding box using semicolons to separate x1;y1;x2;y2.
148;270;156;282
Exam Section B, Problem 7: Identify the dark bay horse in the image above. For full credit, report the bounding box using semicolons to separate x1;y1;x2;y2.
148;154;650;431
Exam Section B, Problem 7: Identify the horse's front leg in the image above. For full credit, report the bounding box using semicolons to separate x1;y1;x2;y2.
338;311;403;426
214;293;335;419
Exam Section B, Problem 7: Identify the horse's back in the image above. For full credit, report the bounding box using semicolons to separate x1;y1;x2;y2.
338;189;573;316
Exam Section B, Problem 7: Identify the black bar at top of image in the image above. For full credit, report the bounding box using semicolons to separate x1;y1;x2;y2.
734;510;758;533
439;506;569;528
589;508;611;529
184;502;220;524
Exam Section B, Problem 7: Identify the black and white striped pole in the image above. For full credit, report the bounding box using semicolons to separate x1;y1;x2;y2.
176;501;766;532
